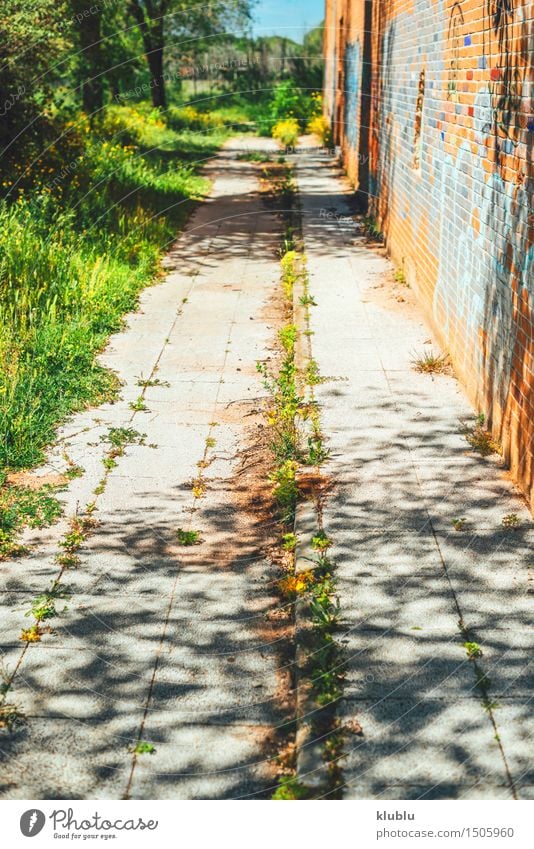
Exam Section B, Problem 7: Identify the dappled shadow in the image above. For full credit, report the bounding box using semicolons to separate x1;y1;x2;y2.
295;148;534;799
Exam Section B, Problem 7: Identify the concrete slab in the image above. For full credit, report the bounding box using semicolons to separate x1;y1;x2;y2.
296;147;531;800
339;697;509;798
0;139;286;800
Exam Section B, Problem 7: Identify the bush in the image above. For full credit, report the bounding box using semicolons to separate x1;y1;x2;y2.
307;115;332;147
166;105;225;134
272;118;300;148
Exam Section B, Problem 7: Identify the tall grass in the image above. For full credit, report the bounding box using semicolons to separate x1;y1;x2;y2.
0;104;226;471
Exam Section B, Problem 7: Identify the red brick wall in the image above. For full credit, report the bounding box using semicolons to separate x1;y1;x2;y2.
324;0;534;511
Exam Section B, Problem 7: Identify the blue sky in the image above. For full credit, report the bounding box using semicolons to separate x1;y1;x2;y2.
251;0;324;42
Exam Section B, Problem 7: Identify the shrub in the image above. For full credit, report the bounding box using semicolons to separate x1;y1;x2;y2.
307;115;332;147
272;118;300;148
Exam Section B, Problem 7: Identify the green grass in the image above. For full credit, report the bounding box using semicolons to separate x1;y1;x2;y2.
0;104;223;478
0;480;63;558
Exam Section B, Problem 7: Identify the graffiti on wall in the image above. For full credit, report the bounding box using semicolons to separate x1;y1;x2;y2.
484;0;527;147
344;42;361;151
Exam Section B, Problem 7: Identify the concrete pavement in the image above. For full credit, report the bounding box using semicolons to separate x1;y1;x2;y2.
0;137;532;801
295;145;533;800
0;138;288;800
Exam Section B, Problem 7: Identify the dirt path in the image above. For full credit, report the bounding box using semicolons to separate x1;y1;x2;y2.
0;138;290;800
295;144;534;800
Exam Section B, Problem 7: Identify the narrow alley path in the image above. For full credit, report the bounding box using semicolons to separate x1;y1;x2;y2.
0;140;532;801
296;147;533;800
0;139;288;799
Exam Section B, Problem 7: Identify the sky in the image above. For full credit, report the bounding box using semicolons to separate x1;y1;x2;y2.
251;0;325;42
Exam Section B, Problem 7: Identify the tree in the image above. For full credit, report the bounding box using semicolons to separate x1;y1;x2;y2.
128;0;169;108
128;0;254;108
0;0;70;153
71;0;104;115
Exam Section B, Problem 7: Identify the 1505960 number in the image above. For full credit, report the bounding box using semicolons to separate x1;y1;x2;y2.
469;828;515;838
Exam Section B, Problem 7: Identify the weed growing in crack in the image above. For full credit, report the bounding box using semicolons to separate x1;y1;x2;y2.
272;776;308;800
270;460;299;525
412;348;449;374
129;396;148;412
282;532;297;551
205;437;217;449
94;480;106;496
452;517;467;531
459;621;497;714
303;553;344;715
60;521;86;552
304;434;329;466
463;641;483;660
309;580;340;631
280;250;299;300
502;513;520;528
54;552;81;569
312;531;332;551
278;570;316;599
131;741;156;755
305;359;322;386
310;639;343;706
19;624;43;643
136;376;170;388
257;356;301;467
97;427;151;481
176;528;202;546
462;414;501;456
192;479;206;499
25;584;69;623
101;427;147;452
64;464;84;480
0;702;25;731
265;171;342;797
278;324;298;355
